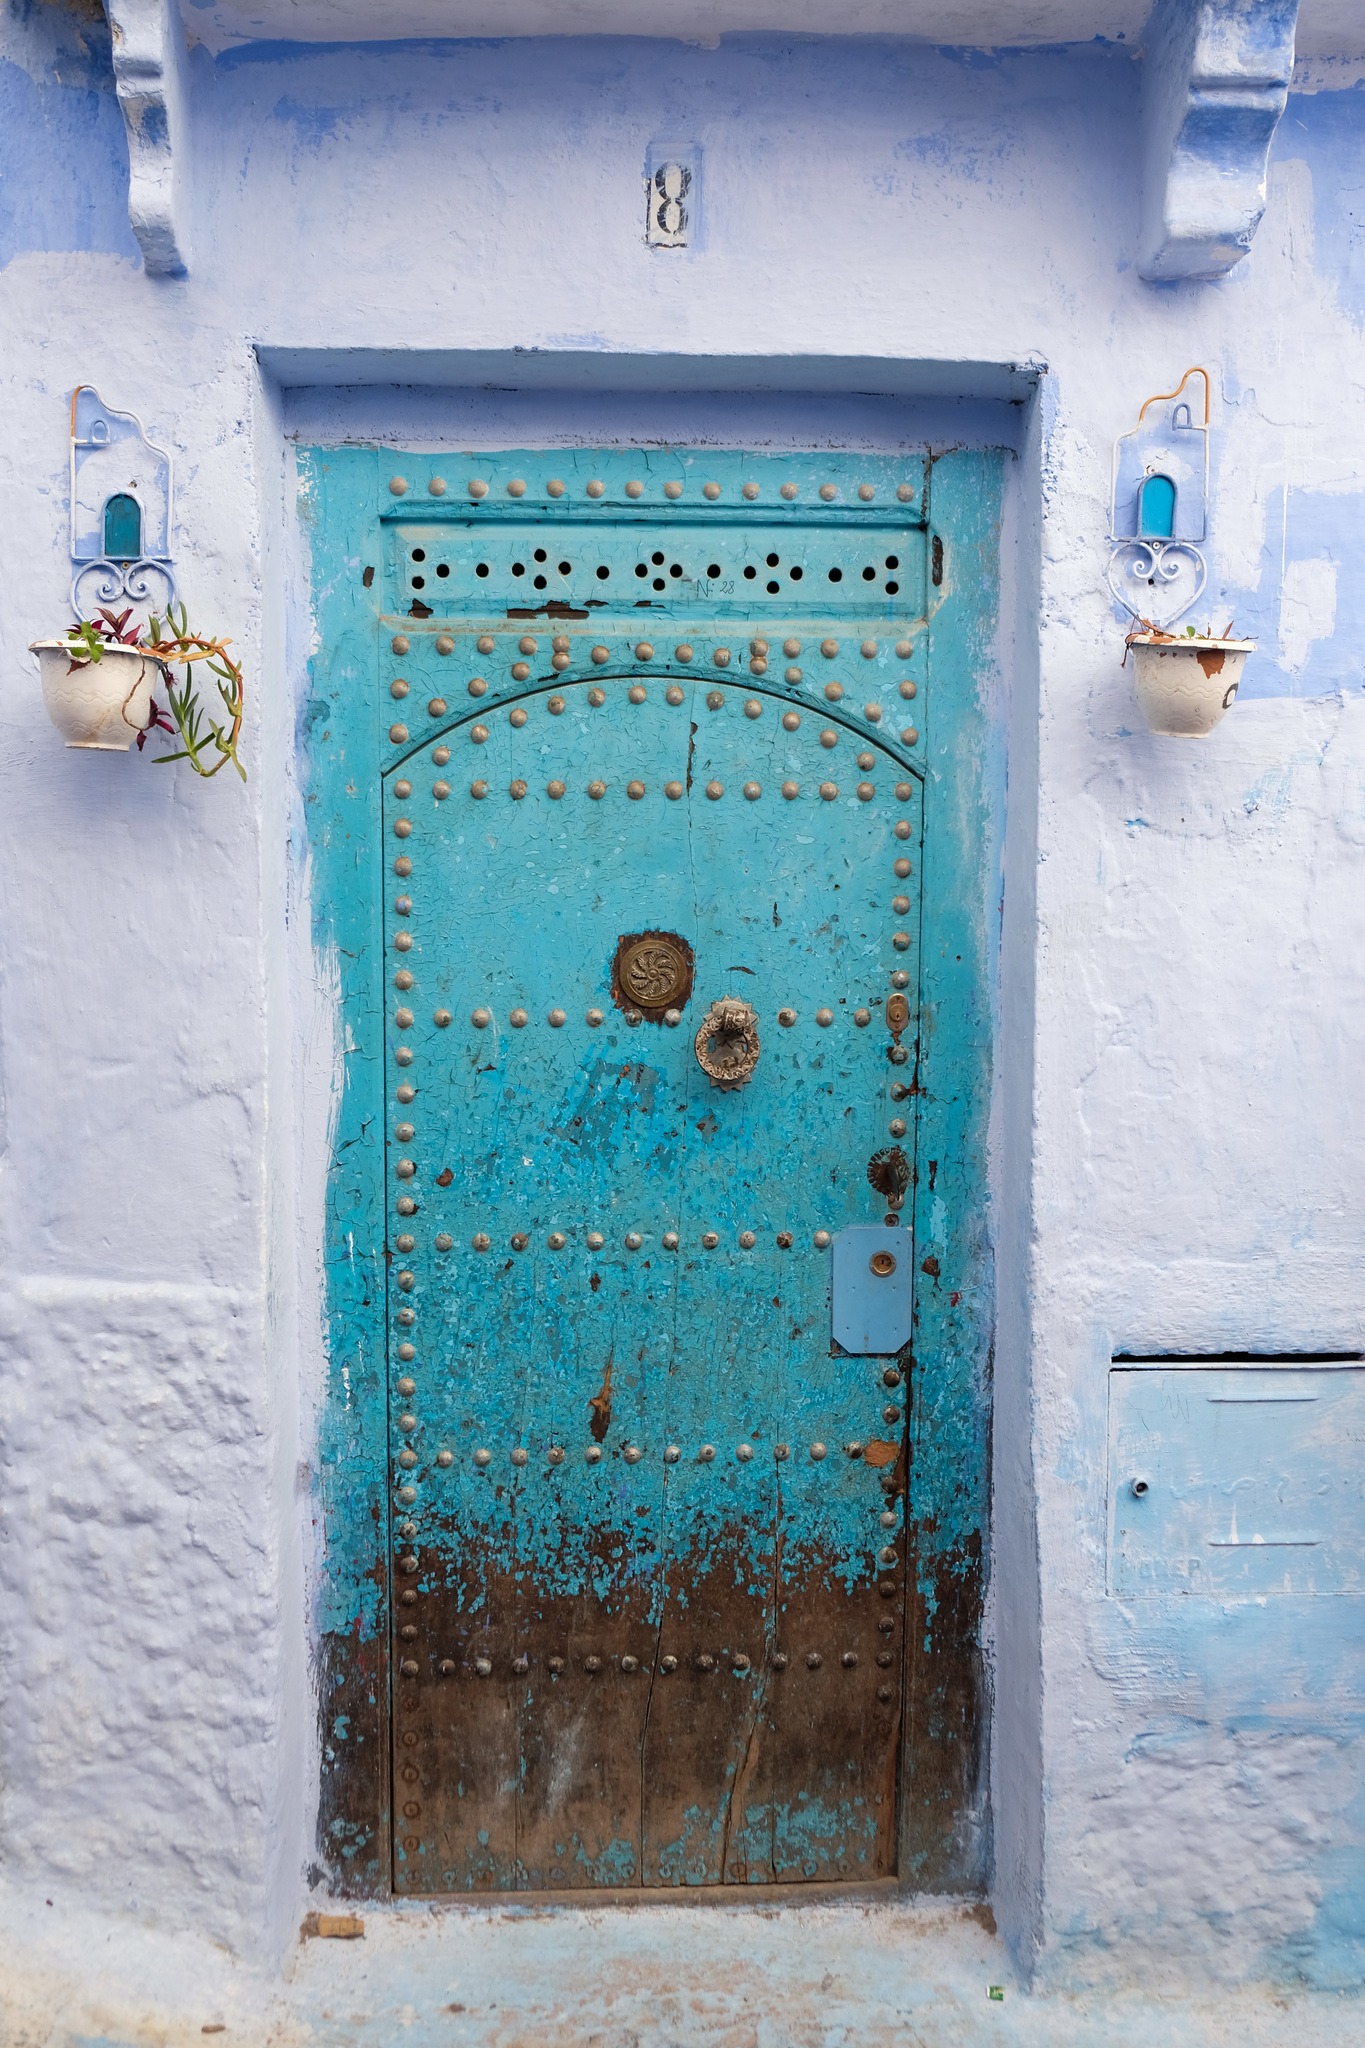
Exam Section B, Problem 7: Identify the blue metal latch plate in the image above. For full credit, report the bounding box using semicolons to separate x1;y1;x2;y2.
831;1225;913;1354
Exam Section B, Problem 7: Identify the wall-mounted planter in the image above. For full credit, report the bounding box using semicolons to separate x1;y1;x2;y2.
30;639;162;750
1128;632;1254;737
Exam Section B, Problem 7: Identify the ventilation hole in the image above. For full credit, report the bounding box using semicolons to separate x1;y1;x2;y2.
534;575;547;589
653;577;666;590
670;564;683;578
862;567;876;581
411;548;426;563
436;563;450;578
651;550;665;566
744;566;757;580
766;552;780;567
790;566;803;581
558;561;571;575
636;564;649;579
597;565;610;580
828;567;843;583
534;548;547;563
412;575;425;588
707;563;722;578
766;580;780;594
512;562;525;576
475;564;489;578
885;555;899;570
886;580;899;595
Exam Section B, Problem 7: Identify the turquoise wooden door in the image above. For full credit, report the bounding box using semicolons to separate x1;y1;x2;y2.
303;449;1001;1901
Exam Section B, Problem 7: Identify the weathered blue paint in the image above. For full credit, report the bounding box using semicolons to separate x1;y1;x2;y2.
1138;0;1299;282
297;448;396;1888
1092;1363;1365;1986
901;449;1002;1889
301;445;1003;1898
1110;1364;1365;1597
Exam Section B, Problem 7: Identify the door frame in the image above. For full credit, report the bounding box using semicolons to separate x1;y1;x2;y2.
298;443;1005;1899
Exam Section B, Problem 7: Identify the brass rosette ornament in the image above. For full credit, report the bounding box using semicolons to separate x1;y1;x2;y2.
694;996;761;1091
612;930;694;1020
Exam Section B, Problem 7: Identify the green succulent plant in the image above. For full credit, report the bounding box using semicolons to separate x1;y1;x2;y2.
66;604;246;782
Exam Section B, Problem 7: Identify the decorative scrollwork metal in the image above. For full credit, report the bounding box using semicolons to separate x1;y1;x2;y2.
1106;537;1206;631
70;387;175;618
1107;369;1210;629
693;996;761;1092
72;558;176;619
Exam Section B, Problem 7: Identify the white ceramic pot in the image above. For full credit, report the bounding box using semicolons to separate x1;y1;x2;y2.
31;639;163;751
1128;634;1255;738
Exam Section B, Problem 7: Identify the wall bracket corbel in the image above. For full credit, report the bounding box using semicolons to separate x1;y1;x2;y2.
1138;0;1299;283
104;0;190;276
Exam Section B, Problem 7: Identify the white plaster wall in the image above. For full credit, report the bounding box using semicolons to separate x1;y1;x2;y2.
0;0;1363;1996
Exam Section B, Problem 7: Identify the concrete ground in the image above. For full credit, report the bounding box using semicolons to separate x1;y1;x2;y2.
0;1890;1363;2048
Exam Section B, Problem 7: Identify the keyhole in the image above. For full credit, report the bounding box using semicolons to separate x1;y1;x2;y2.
869;1251;897;1277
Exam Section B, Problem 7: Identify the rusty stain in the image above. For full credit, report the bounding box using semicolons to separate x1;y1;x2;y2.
921;1255;940;1279
506;601;593;618
861;1440;898;1469
361;565;375;588
1196;647;1227;677
866;1147;910;1206
588;1357;614;1441
436;1168;453;1187
408;599;432;618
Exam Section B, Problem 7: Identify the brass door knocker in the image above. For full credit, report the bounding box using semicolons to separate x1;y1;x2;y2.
694;997;761;1091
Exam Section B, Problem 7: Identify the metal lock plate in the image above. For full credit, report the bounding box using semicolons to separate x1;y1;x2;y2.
831;1225;913;1354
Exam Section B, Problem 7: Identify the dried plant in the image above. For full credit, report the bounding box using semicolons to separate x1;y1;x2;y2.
1123;616;1238;664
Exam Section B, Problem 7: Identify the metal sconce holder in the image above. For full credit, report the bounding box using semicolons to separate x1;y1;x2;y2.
1107;366;1210;630
70;385;175;620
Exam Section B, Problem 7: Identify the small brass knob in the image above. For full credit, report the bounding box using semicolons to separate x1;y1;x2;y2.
870;1250;897;1277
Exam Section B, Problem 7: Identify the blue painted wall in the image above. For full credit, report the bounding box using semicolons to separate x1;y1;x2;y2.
1;0;1364;2005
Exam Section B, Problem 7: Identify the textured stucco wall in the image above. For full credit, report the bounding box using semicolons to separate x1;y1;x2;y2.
1;0;1364;2003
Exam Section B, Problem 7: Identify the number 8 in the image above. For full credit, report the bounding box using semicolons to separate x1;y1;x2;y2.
653;162;691;239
